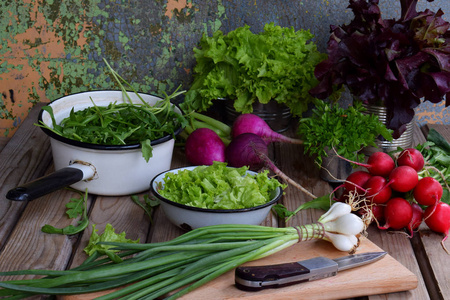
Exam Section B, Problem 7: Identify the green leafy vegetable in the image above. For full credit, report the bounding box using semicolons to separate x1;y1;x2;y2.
297;101;393;165
272;194;334;220
415;128;450;204
157;162;285;209
182;23;326;116
84;223;139;263
131;194;160;224
36;61;187;162
41;189;90;235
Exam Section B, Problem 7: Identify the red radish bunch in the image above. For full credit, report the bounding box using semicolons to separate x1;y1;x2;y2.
184;114;316;199
335;148;449;251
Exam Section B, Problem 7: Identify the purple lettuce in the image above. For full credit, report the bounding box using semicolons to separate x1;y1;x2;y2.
310;0;450;138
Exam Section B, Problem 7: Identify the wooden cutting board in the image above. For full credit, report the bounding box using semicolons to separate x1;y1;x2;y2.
61;236;418;300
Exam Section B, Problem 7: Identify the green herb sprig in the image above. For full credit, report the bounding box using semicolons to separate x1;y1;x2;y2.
298;101;393;165
41;189;90;235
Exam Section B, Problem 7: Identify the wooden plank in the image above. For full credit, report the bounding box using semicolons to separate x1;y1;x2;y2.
0;103;52;250
410;124;450;300
365;226;429;300
0;188;89;278
271;126;330;228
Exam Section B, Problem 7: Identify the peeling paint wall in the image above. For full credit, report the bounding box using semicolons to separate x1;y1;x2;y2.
1;0;449;137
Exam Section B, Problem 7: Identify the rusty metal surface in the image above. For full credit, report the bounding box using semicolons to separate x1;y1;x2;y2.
1;0;449;136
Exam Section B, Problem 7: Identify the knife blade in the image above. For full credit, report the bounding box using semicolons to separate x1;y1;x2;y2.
235;251;387;291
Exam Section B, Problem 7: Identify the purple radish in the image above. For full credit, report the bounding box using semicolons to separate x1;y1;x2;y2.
231;114;303;144
225;133;316;199
185;128;226;165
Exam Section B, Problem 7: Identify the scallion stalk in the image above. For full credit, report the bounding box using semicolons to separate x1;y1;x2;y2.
0;203;364;299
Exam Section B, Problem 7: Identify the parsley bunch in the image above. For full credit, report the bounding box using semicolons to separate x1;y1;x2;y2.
298;101;393;165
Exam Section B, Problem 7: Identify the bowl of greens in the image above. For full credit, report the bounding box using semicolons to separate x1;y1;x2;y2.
150;163;284;230
6;89;185;201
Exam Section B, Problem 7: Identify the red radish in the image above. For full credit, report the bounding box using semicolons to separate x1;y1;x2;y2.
371;204;385;224
185;128;226;165
413;177;443;206
226;133;316;199
407;202;424;237
363;175;392;204
337;189;350;203
386;165;419;192
424;202;450;254
337;151;395;177
343;171;372;195
231;114;303;144
358;204;385;224
379;197;413;230
397;148;425;172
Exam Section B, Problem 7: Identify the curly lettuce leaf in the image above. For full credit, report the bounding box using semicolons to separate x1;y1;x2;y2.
84;224;139;262
158;162;285;210
183;23;326;116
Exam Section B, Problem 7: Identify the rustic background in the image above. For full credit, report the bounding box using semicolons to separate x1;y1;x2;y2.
1;0;449;137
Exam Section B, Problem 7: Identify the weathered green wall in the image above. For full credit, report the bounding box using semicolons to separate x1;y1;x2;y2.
1;0;449;136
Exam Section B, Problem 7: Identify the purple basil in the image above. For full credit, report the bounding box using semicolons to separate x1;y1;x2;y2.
310;0;450;138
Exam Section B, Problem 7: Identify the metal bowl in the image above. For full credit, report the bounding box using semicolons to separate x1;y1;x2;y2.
150;166;283;230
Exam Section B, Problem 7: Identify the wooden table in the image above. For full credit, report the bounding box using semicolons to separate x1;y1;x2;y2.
0;103;449;300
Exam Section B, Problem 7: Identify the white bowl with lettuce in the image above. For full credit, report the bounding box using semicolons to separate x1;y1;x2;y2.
150;163;284;230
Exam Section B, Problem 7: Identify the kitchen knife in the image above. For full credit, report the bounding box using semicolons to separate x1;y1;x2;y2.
235;251;387;291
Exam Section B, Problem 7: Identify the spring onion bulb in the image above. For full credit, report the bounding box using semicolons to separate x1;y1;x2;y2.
0;204;363;299
318;202;352;224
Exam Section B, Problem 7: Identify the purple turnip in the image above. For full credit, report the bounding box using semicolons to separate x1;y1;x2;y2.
231;114;303;144
225;133;316;199
185;128;226;165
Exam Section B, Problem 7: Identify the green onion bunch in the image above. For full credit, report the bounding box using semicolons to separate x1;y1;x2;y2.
0;203;363;299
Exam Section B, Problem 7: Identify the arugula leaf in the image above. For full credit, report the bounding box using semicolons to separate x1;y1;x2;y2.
65;192;86;219
41;189;89;235
131;194;159;223
35;65;186;163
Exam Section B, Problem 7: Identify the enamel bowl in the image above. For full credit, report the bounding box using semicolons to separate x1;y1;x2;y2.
150;166;283;230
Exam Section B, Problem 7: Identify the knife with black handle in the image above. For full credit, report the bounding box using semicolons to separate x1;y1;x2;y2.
235;251;387;291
